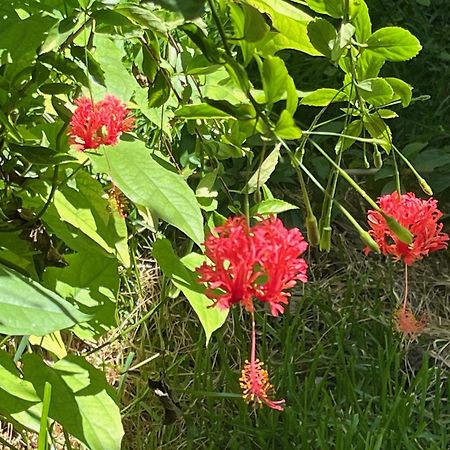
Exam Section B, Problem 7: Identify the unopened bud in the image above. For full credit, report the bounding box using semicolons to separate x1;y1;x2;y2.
360;231;380;253
418;177;433;196
319;226;332;252
373;148;383;169
383;214;413;244
306;214;320;247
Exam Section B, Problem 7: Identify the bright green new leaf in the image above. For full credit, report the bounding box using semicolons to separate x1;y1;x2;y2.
0;13;57;78
307;0;344;18
261;56;289;105
353;0;372;42
91;140;204;245
301;88;347;106
306;0;361;18
366;27;422;62
275;110;302;139
357;78;394;107
385;77;413;107
245;145;281;194
29;332;67;359
22;354;124;450
250;199;298;216
175;103;233;119
152;238;228;345
0;264;90;336
244;0;319;56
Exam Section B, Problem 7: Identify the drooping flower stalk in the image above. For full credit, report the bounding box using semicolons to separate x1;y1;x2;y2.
239;312;285;411
365;192;447;338
394;265;427;338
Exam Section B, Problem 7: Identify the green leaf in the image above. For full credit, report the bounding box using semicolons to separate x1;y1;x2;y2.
152;238;228;345
243;3;269;42
306;0;344;18
0;13;57;77
0;350;40;402
335;120;363;152
300;88;347;106
43;253;119;340
275;110;302;139
92;35;138;100
306;0;361;19
0;264;90;336
91;140;204;245
0;231;37;277
115;5;169;33
331;23;355;62
244;0;319;56
307;18;336;58
22;354;124;450
175;103;233;119
366;27;422;62
149;0;206;19
353;0;371;43
250;199;298;216
8;144;76;166
21;176;129;266
355;51;385;79
261;56;289;104
385;77;413;107
245;145;281;194
357;77;394;107
363;114;392;152
376;109;398;119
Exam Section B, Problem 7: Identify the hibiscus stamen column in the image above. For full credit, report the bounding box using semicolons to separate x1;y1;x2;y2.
239;312;285;410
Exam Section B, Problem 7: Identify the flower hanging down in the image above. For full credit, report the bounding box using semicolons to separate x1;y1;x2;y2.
394;303;427;339
68;94;135;151
239;312;285;411
365;192;449;265
196;216;308;315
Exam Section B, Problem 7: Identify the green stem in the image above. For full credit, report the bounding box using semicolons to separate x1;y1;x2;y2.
299;161;379;252
392;144;433;195
207;0;232;56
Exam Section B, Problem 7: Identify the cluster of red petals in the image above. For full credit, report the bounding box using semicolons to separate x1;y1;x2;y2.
68;94;134;151
196;216;308;316
366;192;449;265
394;305;427;339
240;358;285;411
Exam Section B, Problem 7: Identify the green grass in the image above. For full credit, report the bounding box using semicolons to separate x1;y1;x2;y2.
117;239;449;450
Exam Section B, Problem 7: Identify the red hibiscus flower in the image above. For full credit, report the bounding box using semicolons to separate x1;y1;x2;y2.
196;216;308;315
366;192;448;265
252;216;308;316
68;94;134;151
196;217;260;312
